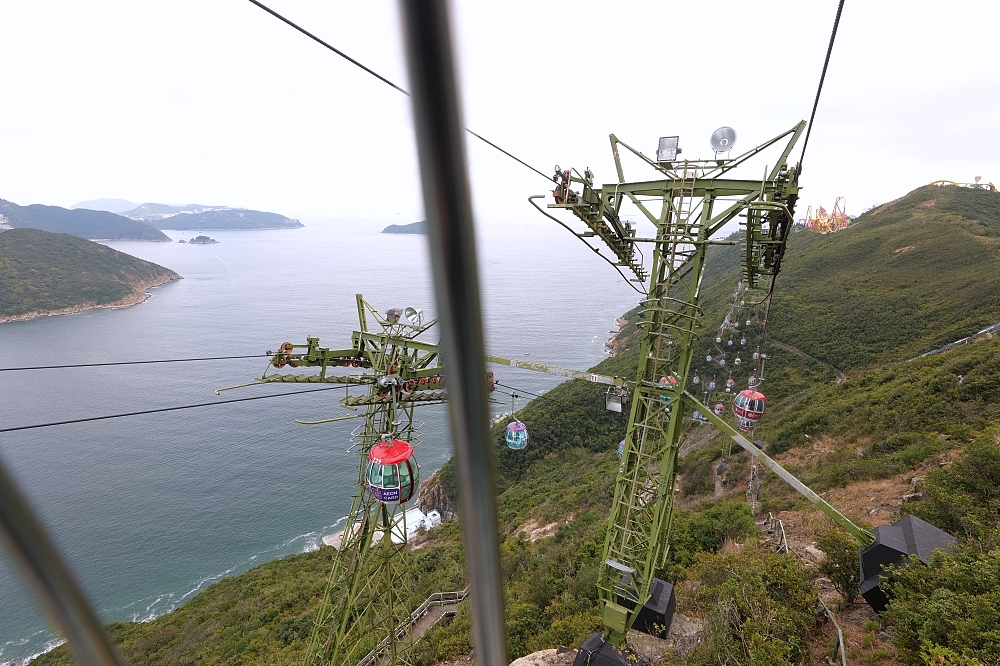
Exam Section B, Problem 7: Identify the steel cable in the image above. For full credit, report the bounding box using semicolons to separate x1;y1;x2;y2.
0;354;269;372
0;385;345;434
245;0;551;182
799;0;846;168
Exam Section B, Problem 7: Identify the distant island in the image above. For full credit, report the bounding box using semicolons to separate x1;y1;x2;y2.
188;235;218;244
1;198;169;241
120;204;304;230
0;228;181;323
382;220;426;234
71;198;139;214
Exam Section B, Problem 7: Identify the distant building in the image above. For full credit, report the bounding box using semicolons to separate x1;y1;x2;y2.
321;507;442;549
390;507;441;544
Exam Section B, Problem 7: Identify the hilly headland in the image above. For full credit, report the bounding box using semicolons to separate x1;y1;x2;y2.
0;228;181;323
2;197;304;239
1;198;170;241
31;183;1000;666
382;220;427;234
122;203;303;230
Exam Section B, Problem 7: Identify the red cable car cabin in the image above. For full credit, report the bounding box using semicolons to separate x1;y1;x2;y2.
733;389;766;422
366;438;420;504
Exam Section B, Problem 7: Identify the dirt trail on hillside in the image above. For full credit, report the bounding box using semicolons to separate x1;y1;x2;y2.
770;339;847;383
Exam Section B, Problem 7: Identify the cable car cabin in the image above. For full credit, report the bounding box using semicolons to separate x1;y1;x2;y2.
367;439;420;504
692;375;700;385
726;378;735;390
738;417;756;432
748;375;758;387
713;403;725;415
506;421;528;450
733;389;766;422
707;381;716;391
605;387;629;413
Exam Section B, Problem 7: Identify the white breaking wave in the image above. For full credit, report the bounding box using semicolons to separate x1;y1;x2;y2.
0;632;64;666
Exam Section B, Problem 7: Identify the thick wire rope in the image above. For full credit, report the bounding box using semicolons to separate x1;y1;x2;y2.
717;0;846;393
245;0;551;182
799;0;846;168
493;381;548;401
0;385;345;434
0;355;269;372
528;196;646;294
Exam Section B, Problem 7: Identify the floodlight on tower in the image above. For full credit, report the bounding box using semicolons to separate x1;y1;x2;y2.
655;136;681;163
710;126;737;165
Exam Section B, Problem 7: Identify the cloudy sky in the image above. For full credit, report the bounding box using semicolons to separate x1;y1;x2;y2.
2;1;997;223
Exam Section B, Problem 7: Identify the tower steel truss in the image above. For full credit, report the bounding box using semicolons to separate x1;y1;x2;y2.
248;295;481;666
543;123;807;644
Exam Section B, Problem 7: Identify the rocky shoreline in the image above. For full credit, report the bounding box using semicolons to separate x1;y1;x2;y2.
605;315;629;355
0;273;181;324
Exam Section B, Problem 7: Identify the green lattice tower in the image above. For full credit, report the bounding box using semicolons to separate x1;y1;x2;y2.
253;295;453;666
546;123;805;644
303;402;419;666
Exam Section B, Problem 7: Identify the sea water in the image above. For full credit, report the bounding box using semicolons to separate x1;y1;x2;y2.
0;218;641;664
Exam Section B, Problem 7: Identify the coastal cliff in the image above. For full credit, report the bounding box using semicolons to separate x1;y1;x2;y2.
416;469;458;521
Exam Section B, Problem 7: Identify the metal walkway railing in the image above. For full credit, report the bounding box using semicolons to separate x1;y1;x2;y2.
356;586;471;666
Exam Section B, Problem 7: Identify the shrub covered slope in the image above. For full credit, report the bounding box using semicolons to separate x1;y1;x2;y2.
32;183;1000;665
0;228;180;319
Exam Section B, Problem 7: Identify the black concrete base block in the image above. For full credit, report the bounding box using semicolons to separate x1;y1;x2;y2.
572;633;648;666
627;578;676;639
859;514;956;613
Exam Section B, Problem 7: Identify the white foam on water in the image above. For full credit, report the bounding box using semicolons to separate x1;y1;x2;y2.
0;634;64;666
112;516;352;623
0;515;359;664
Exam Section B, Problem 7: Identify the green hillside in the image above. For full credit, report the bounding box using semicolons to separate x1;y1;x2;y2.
0;228;180;320
673;183;1000;409
1;198;170;241
28;183;1000;666
715;184;1000;369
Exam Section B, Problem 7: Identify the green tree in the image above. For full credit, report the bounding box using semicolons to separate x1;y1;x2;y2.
906;439;1000;547
816;528;861;603
884;536;1000;665
683;545;818;666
